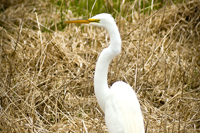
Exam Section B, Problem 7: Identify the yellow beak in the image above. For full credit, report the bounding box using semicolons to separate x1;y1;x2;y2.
64;18;100;24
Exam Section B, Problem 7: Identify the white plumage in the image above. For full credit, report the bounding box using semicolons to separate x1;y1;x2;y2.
65;13;144;133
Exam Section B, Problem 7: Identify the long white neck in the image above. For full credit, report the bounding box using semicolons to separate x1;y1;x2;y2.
94;22;121;112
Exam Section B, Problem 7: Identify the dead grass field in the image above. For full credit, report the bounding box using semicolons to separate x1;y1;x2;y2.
0;0;200;132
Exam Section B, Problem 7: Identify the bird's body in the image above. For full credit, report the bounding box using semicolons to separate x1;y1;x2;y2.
65;13;144;133
105;81;144;133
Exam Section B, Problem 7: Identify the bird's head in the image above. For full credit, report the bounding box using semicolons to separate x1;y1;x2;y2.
64;13;116;29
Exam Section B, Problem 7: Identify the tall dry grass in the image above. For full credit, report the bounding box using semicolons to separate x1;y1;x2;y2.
0;0;200;132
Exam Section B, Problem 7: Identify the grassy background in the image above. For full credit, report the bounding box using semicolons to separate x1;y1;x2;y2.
0;0;200;132
51;0;185;17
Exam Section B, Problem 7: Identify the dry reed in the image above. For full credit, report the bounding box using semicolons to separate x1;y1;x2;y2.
0;0;200;132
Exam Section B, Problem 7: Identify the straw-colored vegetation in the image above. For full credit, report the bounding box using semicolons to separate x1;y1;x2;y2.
0;0;200;132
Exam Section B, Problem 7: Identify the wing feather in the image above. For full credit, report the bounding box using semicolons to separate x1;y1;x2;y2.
105;81;144;133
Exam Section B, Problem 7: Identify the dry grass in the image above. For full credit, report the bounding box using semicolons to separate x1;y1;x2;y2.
0;0;200;132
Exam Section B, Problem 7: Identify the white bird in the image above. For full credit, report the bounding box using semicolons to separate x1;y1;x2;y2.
65;13;144;133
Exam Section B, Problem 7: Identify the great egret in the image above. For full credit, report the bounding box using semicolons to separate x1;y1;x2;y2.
65;13;144;133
